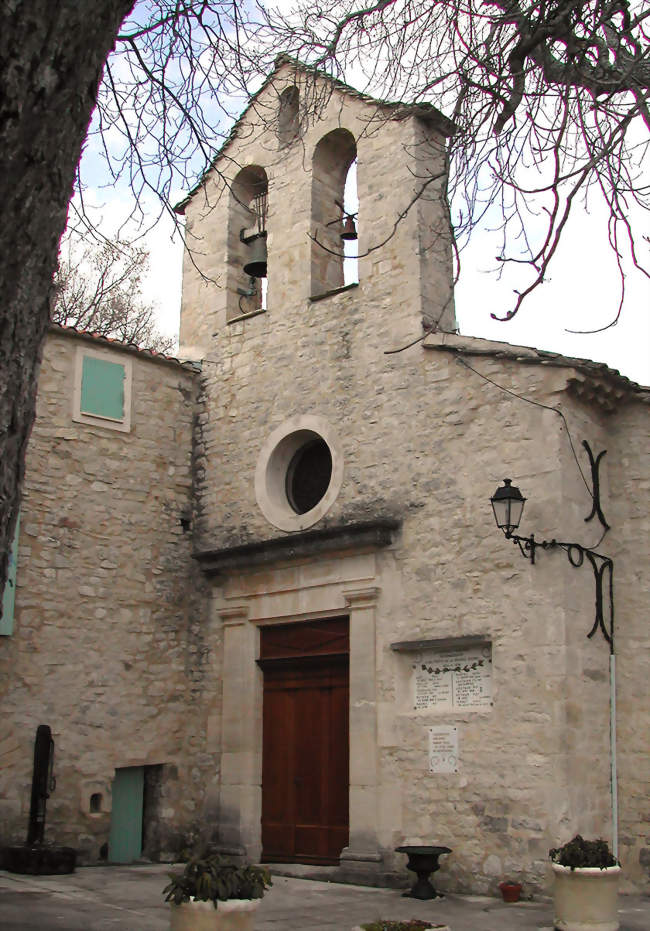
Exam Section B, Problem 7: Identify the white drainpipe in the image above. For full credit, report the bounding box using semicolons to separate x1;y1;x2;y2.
610;653;618;859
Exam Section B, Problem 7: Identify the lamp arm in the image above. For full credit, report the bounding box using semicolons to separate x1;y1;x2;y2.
504;530;537;564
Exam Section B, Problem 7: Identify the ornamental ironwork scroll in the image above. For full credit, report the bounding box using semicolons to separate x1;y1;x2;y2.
582;441;610;534
500;442;614;652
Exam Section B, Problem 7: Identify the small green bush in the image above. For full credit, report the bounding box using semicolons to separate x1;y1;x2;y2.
549;835;618;870
163;852;272;908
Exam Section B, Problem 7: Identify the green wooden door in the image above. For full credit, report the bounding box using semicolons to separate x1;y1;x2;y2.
108;766;144;863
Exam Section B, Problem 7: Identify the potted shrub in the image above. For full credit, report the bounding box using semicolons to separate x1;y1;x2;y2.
163;852;272;931
549;835;620;931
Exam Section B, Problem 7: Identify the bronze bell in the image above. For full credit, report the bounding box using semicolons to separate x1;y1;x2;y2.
340;215;358;241
243;231;268;278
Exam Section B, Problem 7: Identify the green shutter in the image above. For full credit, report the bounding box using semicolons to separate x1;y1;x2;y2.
1;514;20;636
80;356;125;420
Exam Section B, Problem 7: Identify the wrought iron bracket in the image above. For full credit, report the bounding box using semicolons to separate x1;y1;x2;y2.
582;441;610;533
503;530;614;650
500;442;614;651
504;531;539;564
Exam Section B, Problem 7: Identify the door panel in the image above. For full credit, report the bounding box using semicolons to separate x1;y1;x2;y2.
260;621;349;865
328;680;350;828
262;686;295;856
108;766;144;863
294;686;326;822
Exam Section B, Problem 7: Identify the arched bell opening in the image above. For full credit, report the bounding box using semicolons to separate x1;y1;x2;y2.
342;159;359;286
311;129;357;297
227;165;269;319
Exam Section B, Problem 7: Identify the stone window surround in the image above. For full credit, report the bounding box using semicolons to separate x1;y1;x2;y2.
213;557;384;873
254;415;344;532
72;345;133;433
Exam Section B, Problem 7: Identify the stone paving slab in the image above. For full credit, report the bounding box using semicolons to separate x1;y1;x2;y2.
0;865;648;931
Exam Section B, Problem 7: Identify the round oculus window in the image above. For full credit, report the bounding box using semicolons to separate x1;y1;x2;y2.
255;416;344;532
285;438;333;514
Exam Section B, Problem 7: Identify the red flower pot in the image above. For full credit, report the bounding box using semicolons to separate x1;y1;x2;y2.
499;881;522;903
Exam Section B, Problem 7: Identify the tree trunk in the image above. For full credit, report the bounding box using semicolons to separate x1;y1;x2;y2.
0;0;134;597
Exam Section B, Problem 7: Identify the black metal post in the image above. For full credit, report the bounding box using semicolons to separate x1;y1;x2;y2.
27;725;55;845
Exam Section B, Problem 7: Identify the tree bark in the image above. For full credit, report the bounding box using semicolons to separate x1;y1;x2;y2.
0;0;134;597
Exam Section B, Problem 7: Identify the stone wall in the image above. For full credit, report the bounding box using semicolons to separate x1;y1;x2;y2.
0;328;215;863
608;398;650;885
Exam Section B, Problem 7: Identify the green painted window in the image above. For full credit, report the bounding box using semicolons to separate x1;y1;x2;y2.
1;514;20;636
80;356;125;420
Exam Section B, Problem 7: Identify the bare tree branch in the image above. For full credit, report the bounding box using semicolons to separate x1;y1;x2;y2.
262;0;649;320
68;0;649;324
51;239;176;353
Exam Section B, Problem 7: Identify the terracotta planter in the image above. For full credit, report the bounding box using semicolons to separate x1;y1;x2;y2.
552;863;621;931
498;881;522;903
169;898;261;931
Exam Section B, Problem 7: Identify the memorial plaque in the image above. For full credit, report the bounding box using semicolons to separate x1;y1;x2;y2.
413;667;452;711
412;642;492;712
428;725;458;773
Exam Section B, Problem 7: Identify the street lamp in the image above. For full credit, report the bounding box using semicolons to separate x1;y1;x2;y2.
490;479;528;547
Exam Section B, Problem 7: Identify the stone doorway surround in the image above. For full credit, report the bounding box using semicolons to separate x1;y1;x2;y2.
198;521;400;879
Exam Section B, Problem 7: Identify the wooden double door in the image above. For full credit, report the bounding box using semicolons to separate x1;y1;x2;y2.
259;618;349;865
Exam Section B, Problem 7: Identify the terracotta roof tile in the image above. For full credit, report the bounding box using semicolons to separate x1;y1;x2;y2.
49;323;201;372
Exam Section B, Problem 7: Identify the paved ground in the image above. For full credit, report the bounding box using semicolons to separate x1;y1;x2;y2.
0;864;648;931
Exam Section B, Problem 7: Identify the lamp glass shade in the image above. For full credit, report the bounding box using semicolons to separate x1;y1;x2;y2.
491;479;526;534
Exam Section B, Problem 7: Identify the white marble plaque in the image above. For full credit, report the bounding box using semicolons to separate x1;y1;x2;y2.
428;725;458;773
412;642;492;712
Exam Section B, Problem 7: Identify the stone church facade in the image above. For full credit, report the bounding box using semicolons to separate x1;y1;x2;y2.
1;60;648;895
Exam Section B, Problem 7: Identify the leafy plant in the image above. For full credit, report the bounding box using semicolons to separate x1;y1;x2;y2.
163;852;272;908
549;835;618;871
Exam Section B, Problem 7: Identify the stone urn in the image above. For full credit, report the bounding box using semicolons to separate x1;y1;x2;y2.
551;863;621;931
395;845;452;899
169;898;261;931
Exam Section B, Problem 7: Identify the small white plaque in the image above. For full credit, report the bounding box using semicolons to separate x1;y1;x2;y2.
428;725;458;773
